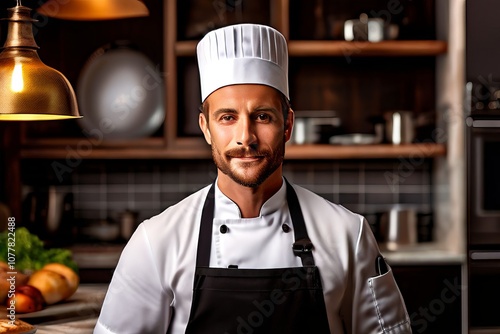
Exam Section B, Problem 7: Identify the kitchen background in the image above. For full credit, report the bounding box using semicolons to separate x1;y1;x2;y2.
19;158;435;244
0;0;468;332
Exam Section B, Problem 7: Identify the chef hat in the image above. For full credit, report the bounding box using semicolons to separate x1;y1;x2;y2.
196;23;289;102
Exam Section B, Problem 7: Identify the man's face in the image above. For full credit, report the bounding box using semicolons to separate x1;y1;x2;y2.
199;84;293;188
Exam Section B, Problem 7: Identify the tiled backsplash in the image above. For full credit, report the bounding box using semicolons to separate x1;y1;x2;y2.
21;158;434;242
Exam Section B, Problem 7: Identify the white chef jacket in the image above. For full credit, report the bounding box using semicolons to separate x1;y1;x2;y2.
94;179;411;334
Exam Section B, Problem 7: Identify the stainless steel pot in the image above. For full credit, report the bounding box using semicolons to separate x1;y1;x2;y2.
379;206;417;251
22;186;74;245
384;110;415;144
119;210;139;240
290;110;340;144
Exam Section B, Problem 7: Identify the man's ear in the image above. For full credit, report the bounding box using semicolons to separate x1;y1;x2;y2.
284;109;294;142
199;112;212;145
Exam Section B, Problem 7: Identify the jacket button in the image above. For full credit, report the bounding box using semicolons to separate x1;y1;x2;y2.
220;225;228;234
282;224;291;233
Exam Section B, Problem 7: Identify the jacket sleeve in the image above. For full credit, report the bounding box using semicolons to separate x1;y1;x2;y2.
94;223;171;334
348;217;412;334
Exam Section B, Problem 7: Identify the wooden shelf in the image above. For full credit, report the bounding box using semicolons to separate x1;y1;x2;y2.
285;143;446;159
19;143;446;160
175;40;447;57
21;137;166;148
20;146;211;160
288;40;448;57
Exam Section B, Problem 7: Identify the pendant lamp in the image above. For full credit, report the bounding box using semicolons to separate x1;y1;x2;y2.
0;3;81;121
37;0;149;21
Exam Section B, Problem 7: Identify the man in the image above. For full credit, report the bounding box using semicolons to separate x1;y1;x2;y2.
94;23;411;334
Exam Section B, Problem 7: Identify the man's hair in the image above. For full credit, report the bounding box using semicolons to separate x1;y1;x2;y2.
200;91;291;125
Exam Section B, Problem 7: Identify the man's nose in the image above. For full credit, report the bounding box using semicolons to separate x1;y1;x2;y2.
235;118;257;146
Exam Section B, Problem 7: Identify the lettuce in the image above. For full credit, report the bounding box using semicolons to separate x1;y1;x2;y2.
0;227;78;273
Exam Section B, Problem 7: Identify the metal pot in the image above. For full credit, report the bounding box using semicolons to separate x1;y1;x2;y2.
22;186;74;245
384;110;415;144
291;110;340;144
119;210;139;240
379;206;418;251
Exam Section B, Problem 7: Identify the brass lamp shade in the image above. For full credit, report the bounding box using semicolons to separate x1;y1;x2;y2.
37;0;149;21
0;6;80;121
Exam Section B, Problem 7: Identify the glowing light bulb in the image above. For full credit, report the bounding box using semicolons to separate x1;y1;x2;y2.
11;63;24;92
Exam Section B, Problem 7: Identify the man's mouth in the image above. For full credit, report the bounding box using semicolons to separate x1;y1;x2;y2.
230;155;262;160
226;149;267;160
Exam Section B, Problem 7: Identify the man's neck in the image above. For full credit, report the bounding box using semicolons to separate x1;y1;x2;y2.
217;172;283;218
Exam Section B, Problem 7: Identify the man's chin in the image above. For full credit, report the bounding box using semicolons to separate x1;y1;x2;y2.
214;153;283;188
227;172;264;188
232;160;263;169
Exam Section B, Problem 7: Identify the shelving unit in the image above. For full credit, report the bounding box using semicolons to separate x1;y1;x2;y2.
176;40;448;57
2;0;449;217
4;0;447;161
18;142;446;160
164;0;447;155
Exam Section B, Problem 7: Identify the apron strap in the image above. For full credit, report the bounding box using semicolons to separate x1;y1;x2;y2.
195;183;216;267
284;179;315;266
195;179;315;268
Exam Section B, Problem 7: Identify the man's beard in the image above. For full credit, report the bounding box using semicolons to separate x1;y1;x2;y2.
211;139;285;188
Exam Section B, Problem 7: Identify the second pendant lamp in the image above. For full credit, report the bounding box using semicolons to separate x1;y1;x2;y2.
37;0;149;21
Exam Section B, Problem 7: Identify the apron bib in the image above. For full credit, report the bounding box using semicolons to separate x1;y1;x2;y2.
184;180;331;334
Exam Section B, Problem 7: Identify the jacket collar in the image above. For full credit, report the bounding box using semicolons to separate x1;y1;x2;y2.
214;178;287;219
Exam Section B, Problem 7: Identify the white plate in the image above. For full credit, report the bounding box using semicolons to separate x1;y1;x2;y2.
77;45;164;140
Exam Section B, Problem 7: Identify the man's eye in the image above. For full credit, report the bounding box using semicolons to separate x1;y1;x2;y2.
221;115;235;121
256;114;271;121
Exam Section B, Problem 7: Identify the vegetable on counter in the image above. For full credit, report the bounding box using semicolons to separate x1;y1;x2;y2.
0;227;78;273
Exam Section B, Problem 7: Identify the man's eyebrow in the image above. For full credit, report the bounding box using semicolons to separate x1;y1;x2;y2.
212;106;279;117
213;108;237;117
254;106;279;113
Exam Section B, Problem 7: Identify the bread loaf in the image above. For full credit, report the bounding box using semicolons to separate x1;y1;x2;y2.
0;319;36;333
27;263;79;305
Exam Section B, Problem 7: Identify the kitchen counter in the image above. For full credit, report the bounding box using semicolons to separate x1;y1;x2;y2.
21;244;464;333
36;317;99;334
11;284;107;334
71;242;466;273
380;242;466;265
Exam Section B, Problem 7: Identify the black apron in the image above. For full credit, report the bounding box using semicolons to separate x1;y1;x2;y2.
184;180;331;334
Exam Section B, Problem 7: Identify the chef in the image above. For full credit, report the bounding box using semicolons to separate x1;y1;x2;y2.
94;23;412;334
